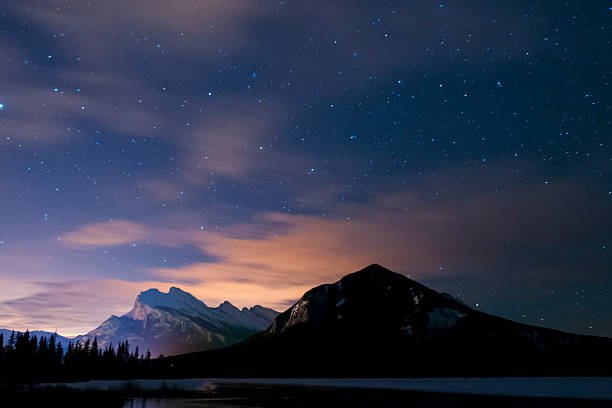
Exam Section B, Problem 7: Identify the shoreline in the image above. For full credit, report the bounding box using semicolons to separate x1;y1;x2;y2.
29;376;612;401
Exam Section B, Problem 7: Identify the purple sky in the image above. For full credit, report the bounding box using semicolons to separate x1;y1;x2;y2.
0;0;610;336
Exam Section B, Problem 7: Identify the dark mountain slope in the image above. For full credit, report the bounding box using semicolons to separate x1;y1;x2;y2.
164;265;612;377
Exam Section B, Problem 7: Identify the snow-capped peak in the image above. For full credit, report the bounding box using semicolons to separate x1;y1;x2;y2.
77;287;280;356
134;287;209;316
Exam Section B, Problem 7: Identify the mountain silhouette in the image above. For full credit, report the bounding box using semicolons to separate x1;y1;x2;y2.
164;264;612;377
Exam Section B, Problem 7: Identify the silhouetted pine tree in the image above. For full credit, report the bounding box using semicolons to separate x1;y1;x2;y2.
7;330;15;351
90;337;99;359
48;335;57;365
0;329;159;382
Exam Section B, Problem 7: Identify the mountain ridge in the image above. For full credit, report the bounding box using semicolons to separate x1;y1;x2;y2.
1;287;279;357
73;287;279;356
166;264;612;377
265;264;603;345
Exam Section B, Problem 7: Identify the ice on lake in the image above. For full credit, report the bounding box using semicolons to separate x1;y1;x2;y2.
42;377;612;400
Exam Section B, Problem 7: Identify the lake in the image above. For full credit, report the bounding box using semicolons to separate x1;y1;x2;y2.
33;377;612;407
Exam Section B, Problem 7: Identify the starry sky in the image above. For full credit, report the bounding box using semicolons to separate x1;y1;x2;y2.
0;1;610;337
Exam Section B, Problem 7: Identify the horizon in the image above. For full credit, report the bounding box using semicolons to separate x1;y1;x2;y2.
0;284;284;337
0;1;610;339
0;265;418;336
1;264;610;340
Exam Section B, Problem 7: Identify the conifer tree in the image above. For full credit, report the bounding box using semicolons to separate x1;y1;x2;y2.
56;342;63;363
48;335;56;363
91;337;99;359
38;336;48;359
7;330;15;350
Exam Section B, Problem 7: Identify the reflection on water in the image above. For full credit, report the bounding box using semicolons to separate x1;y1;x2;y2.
42;378;612;408
123;398;250;408
44;377;612;400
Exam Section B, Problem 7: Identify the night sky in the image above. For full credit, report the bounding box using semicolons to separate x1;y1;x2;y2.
0;1;610;337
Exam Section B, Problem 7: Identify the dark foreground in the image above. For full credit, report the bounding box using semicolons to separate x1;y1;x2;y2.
5;384;612;408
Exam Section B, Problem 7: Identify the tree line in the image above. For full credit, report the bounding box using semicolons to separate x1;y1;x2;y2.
0;330;160;382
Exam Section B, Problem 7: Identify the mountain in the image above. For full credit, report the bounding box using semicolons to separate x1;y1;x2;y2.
74;287;279;357
165;264;612;377
0;329;72;351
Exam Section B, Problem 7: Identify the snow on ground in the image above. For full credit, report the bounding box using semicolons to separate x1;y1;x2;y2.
39;377;612;400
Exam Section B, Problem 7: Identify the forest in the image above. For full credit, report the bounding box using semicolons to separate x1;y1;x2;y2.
0;330;159;382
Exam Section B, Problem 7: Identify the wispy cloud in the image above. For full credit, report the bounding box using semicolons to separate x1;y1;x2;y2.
1;0;609;339
0;279;173;336
60;220;147;247
50;173;611;316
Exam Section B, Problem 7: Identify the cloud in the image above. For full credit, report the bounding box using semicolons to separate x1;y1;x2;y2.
145;208;454;308
179;108;283;178
51;170;612;315
60;220;147;247
0;0;533;150
0;279;173;336
0;77;162;145
2;172;610;335
1;0;608;338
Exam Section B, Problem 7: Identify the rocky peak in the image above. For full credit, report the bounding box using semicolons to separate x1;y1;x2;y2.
218;301;240;313
133;287;209;317
267;264;465;335
77;287;280;356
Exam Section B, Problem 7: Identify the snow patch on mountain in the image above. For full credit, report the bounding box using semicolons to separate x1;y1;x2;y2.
74;287;279;357
426;308;466;330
